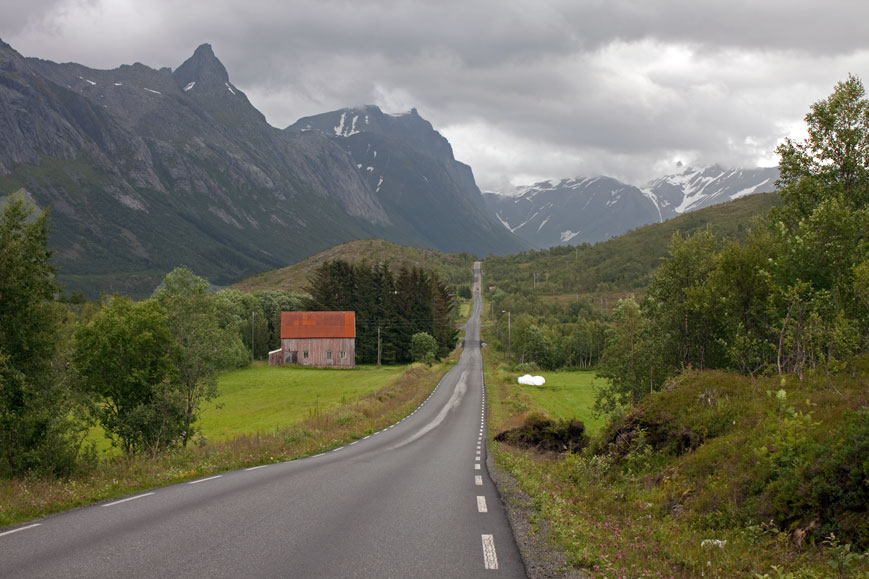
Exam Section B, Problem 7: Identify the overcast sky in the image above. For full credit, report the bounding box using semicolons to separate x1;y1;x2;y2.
2;0;867;191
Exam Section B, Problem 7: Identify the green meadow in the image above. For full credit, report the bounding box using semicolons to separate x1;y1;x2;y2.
86;362;409;453
198;362;407;441
514;370;606;435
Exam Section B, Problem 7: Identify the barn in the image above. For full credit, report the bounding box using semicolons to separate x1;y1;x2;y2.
268;311;356;368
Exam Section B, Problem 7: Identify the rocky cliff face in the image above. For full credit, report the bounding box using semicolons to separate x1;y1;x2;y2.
0;41;520;297
288;106;525;255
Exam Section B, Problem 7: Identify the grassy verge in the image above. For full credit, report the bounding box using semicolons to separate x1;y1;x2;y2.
484;345;869;577
0;359;453;530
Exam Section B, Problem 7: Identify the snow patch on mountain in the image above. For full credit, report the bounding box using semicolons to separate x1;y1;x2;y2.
731;178;771;200
560;230;580;243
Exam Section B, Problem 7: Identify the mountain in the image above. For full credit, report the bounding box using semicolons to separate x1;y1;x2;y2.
644;164;780;220
483;177;660;248
483;165;778;249
0;40;522;298
287;106;524;256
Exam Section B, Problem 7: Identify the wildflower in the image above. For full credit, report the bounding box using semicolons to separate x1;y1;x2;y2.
700;539;727;549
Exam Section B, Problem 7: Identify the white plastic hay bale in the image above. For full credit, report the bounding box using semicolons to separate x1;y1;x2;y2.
518;374;545;386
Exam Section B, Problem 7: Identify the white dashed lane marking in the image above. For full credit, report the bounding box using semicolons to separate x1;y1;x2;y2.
0;524;41;537
102;492;155;506
188;476;222;485
477;496;488;513
482;534;499;569
475;475;483;486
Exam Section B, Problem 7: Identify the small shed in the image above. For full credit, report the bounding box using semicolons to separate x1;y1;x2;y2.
268;311;356;368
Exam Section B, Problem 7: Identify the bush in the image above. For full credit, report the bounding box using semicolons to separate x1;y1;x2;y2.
495;414;588;453
758;407;869;547
410;332;439;365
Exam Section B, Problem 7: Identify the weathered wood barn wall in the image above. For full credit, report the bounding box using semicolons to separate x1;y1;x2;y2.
268;311;356;368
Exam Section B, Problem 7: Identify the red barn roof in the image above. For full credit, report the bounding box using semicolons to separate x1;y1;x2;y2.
281;311;356;339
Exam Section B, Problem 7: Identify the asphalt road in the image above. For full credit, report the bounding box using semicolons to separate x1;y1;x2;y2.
0;262;527;578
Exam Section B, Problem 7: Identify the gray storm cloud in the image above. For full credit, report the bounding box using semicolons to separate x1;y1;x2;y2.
2;0;867;189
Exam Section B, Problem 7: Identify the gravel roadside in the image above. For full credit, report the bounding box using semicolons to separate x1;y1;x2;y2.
487;449;586;578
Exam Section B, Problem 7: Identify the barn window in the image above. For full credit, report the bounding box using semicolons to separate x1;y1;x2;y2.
326;351;332;359
340;351;346;359
303;351;309;360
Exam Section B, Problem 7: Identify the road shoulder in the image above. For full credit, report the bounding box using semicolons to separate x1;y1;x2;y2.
486;449;586;579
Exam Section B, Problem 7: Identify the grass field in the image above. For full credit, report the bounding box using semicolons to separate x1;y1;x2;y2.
198;362;407;441
515;371;606;435
86;362;409;453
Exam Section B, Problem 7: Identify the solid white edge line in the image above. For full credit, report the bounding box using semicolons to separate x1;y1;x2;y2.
477;496;488;513
482;534;499;569
0;523;42;537
188;475;222;485
475;475;483;485
102;492;155;506
245;465;269;471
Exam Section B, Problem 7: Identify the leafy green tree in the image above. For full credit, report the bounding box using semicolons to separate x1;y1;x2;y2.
410;332;439;365
777;74;869;216
73;296;183;456
597;297;667;414
0;194;82;476
704;229;779;376
645;230;725;371
154;268;243;446
772;75;869;374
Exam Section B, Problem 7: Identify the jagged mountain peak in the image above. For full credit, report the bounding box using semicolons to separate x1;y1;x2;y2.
290;104;426;136
288;105;454;162
172;43;232;92
643;164;779;215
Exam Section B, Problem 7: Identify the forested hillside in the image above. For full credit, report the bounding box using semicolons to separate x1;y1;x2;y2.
232;239;475;294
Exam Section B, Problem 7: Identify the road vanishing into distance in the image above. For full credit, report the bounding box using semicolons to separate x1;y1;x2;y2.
0;262;527;578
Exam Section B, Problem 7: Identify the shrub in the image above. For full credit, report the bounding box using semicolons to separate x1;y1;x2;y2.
494;414;588;453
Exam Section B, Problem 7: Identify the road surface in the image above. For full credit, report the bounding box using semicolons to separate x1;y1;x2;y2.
0;262;526;578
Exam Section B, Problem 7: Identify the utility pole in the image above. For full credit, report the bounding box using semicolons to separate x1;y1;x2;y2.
508;310;511;362
377;325;382;366
502;310;511;362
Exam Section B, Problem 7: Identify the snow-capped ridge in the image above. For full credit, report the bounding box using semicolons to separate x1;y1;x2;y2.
483;164;779;250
